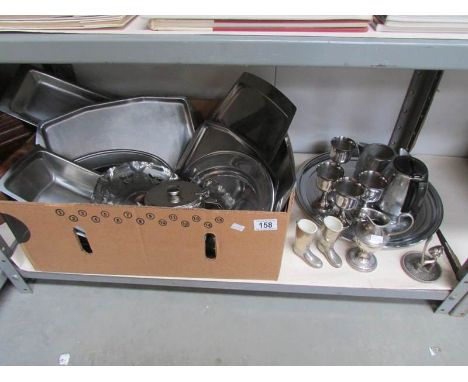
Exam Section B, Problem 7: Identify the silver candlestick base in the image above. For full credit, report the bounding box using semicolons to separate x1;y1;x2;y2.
346;247;378;272
401;251;442;282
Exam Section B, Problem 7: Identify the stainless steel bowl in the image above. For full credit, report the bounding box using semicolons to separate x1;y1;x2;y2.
0;149;99;203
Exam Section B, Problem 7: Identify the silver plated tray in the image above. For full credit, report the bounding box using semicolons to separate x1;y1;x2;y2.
296;153;444;248
0;69;109;126
37;97;195;168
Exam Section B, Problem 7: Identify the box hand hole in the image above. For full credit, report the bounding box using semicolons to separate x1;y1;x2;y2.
205;233;216;259
73;227;93;254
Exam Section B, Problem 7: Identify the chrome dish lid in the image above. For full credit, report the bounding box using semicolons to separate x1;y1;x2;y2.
144;180;204;208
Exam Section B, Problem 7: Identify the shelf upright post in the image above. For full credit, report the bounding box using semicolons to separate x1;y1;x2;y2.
435;259;468;316
0;271;7;290
389;70;444;152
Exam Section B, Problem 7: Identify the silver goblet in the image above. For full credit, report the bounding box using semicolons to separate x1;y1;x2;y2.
333;177;364;227
330;136;357;166
312;161;344;213
358;170;387;208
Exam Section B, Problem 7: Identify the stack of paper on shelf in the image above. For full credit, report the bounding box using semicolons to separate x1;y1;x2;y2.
147;16;372;33
374;15;468;33
0;15;135;31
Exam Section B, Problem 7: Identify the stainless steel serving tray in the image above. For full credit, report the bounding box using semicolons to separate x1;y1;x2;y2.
296;153;444;248
176;121;259;171
177;121;294;211
37;97;196;168
0;69;110;126
0;148;99;203
182;150;275;211
211;72;296;163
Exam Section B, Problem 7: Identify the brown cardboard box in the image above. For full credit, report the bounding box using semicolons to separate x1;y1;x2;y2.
0;200;290;280
0;99;290;281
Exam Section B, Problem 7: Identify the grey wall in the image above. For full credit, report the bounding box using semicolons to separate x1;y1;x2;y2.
412;71;468;157
73;64;468;157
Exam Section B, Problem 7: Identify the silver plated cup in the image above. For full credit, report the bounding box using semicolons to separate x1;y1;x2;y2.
358;170;387;207
333;177;364;226
330;136;357;165
312;161;344;212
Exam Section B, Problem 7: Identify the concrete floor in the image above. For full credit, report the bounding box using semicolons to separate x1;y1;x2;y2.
0;280;467;365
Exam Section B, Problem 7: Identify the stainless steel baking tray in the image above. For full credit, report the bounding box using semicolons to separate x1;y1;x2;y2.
211;72;296;163
0;69;110;126
74;149;172;174
295;153;444;248
0;149;99;203
176;121;259;171
37;97;195;168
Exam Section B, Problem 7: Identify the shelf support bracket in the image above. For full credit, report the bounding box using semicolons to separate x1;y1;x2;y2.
389;70;444;152
435;258;468;317
0;271;7;291
0;235;31;293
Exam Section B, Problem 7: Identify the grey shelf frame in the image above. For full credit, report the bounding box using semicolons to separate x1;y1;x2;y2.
1;34;468;69
0;237;454;301
0;271;6;290
0;31;467;317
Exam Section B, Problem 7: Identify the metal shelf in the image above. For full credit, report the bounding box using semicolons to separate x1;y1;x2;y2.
1;154;466;316
2;33;468;69
0;30;467;316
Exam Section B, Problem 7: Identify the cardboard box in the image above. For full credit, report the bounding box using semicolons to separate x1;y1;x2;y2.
0;99;291;281
0;200;290;280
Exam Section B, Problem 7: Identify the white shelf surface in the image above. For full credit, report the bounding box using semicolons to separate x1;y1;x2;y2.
3;154;465;298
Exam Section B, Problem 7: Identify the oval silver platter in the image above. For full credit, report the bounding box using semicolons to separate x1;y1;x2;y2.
295;153;444;248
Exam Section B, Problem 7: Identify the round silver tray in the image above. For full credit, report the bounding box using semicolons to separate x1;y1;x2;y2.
296;153;444;248
182;151;275;211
